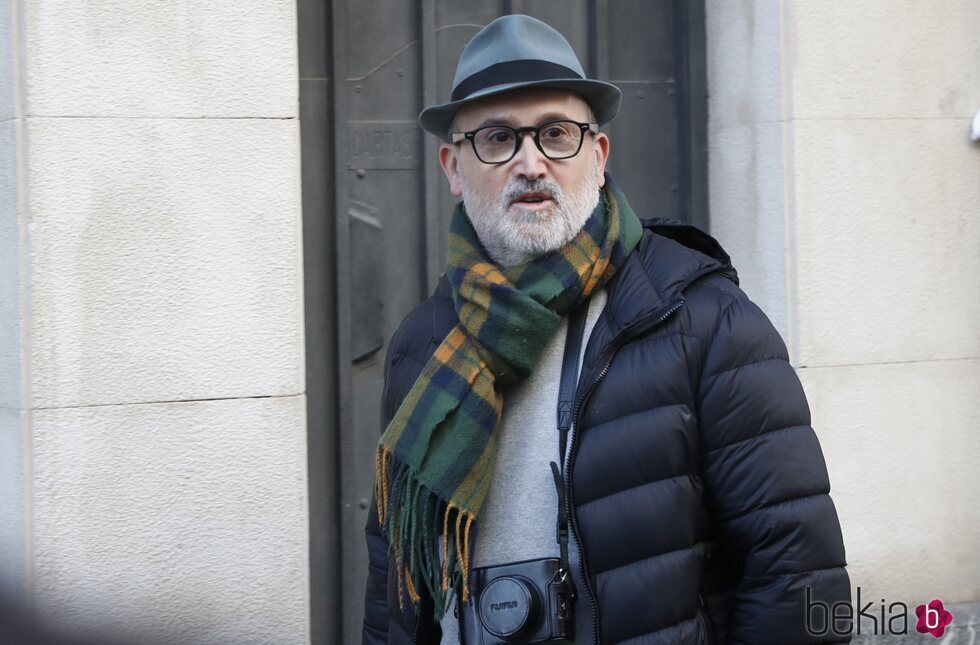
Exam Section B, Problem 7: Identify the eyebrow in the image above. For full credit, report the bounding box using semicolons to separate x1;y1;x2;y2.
469;111;584;130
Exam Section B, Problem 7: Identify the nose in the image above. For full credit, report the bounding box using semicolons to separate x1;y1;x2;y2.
510;131;548;181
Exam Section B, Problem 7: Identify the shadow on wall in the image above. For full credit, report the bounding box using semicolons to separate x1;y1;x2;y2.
1;595;169;645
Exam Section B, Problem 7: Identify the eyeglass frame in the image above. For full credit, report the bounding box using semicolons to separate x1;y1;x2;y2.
450;120;599;165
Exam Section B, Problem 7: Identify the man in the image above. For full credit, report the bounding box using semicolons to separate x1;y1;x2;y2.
363;15;850;645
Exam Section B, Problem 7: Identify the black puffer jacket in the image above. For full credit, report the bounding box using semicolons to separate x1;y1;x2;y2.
362;219;850;644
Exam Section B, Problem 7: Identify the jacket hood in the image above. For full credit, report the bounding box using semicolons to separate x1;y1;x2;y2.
590;217;737;344
640;217;738;286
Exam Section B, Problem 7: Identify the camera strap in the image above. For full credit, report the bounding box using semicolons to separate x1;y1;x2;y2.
556;299;588;463
549;299;589;578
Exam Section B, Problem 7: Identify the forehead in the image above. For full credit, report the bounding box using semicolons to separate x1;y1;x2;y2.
453;88;592;130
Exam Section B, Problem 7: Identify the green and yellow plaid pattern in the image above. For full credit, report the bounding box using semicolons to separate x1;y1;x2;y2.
376;177;642;620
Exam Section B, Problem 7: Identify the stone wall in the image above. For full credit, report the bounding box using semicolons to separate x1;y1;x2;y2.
0;1;309;641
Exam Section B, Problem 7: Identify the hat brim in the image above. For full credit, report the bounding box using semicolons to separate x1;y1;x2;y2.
418;78;622;142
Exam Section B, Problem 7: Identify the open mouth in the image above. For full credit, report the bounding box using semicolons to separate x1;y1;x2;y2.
513;192;553;205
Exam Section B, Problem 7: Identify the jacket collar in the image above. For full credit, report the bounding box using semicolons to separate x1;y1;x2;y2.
605;219;735;332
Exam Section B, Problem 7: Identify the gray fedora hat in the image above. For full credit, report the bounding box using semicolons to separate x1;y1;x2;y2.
419;14;622;142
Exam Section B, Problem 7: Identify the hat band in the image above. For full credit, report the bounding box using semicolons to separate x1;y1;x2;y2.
450;59;583;102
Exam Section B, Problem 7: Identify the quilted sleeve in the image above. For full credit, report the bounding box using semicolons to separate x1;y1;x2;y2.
362;340;402;645
362;488;390;645
696;291;852;644
362;434;391;643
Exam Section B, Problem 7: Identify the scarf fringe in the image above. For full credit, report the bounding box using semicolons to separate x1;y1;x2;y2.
377;446;475;621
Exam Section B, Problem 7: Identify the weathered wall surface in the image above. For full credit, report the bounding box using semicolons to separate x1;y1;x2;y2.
0;1;309;641
707;0;980;607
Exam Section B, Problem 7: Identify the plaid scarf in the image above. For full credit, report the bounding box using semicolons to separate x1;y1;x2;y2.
375;177;642;620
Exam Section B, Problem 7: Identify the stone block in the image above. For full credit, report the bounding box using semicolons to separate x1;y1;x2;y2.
799;358;980;605
26;1;297;118
792;0;980;120
26;116;304;407
0;0;15;123
708;119;792;350
0;120;20;410
31;395;309;643
706;0;784;129
793;118;980;367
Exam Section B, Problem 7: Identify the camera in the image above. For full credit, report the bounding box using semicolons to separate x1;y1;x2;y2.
457;556;575;643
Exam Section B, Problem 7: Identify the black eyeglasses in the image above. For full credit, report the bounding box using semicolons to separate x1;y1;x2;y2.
451;120;598;164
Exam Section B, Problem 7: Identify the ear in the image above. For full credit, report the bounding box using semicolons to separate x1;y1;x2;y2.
593;132;610;188
438;144;463;196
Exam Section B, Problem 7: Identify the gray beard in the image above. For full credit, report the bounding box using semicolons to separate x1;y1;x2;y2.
459;156;601;267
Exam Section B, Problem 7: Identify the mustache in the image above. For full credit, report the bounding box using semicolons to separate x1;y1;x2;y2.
502;179;563;205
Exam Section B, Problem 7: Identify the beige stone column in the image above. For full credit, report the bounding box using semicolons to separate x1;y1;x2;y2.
707;0;980;607
0;2;310;642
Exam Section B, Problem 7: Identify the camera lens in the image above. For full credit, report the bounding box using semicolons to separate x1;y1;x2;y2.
478;575;540;639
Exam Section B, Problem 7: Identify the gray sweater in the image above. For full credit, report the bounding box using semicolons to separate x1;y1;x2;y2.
439;289;607;644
